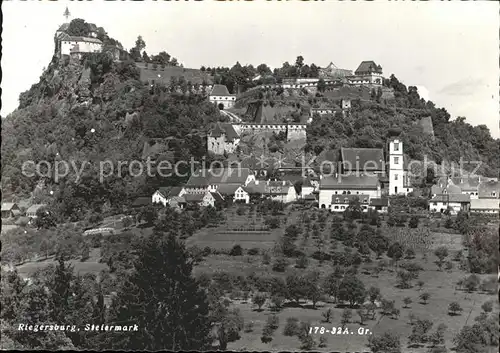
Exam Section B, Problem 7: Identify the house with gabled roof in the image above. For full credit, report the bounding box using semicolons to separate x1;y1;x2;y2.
319;174;381;210
330;194;370;213
184;167;255;194
207;123;240;155
183;191;220;208
347;60;384;86
244;180;297;203
478;180;499;199
26;204;48;219
429;194;470;214
152;186;185;208
318;62;353;80
209;84;236;110
1;203;21;219
340;147;385;174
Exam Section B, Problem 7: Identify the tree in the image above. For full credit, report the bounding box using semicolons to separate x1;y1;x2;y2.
283;317;300;336
322;308;333;323
403;297;413;308
48;254;74;322
317;78;326;93
367;286;381;304
481;301;493;313
408;318;433;346
341;308;352;327
344;197;363;220
368;332;401;353
381;299;395;316
105;232;212;350
448;302;462;316
419;292;430;304
397;270;414;289
417;280;425;291
33;207;57;229
229;244;243;256
387;242;404;266
270;295;285;312
252;293;266;311
357;307;368;325
338;276;366;307
464;274;480;292
67;18;90;36
429;324;447;347
409;216;419;228
434;246;448;270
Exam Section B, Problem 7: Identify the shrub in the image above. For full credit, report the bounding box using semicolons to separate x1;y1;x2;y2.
448;301;463;315
283;317;300;336
252;293;267;310
247;247;259;255
481;301;493;313
229;244;243;256
272;258;288;272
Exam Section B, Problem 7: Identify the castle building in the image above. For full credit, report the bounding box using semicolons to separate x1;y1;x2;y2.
318;62;353;80
209;84;236;110
207;123;240;155
347;61;384;86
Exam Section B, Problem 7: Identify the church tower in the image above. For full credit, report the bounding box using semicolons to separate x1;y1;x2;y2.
388;138;404;195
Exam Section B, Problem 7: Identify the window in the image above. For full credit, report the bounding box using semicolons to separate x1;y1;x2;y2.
395;174;399;181
335;191;338;195
433;202;437;206
394;157;399;165
334;206;339;210
341;206;345;210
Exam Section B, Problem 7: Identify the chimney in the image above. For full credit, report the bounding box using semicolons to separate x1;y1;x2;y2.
337;173;341;183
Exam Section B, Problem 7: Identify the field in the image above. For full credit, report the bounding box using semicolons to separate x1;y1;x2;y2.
9;206;498;352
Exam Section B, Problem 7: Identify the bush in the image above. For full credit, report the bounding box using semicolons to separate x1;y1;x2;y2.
272;258;288;272
229;244;243;256
284;317;300;336
247;247;259;255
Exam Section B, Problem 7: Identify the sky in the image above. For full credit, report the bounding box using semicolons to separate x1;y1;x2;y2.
2;1;499;137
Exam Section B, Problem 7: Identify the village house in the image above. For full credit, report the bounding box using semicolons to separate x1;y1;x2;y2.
25;204;48;219
469;199;499;215
369;198;389;213
2;202;21;218
330;194;370;213
216;184;250;204
207;123;240;155
477;180;499;199
319;174;381;210
245;180;298;203
183;191;222;208
429;194;470;214
151;186;186;208
184;167;255;194
1;203;21;219
209;84;236;110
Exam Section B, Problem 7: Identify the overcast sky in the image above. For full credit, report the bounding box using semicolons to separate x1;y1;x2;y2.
2;1;499;137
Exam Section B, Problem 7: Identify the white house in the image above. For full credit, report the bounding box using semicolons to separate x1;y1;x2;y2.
470;198;499;214
183;191;217;208
209;84;236;110
185;167;255;194
300;179;315;198
26;204;47;219
59;33;103;57
330;194;370;213
319;174;381;210
429;194;470;214
152;186;185;207
245;180;297;203
234;186;250;204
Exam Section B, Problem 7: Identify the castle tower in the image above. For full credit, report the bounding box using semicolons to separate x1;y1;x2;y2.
388;138;404;195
